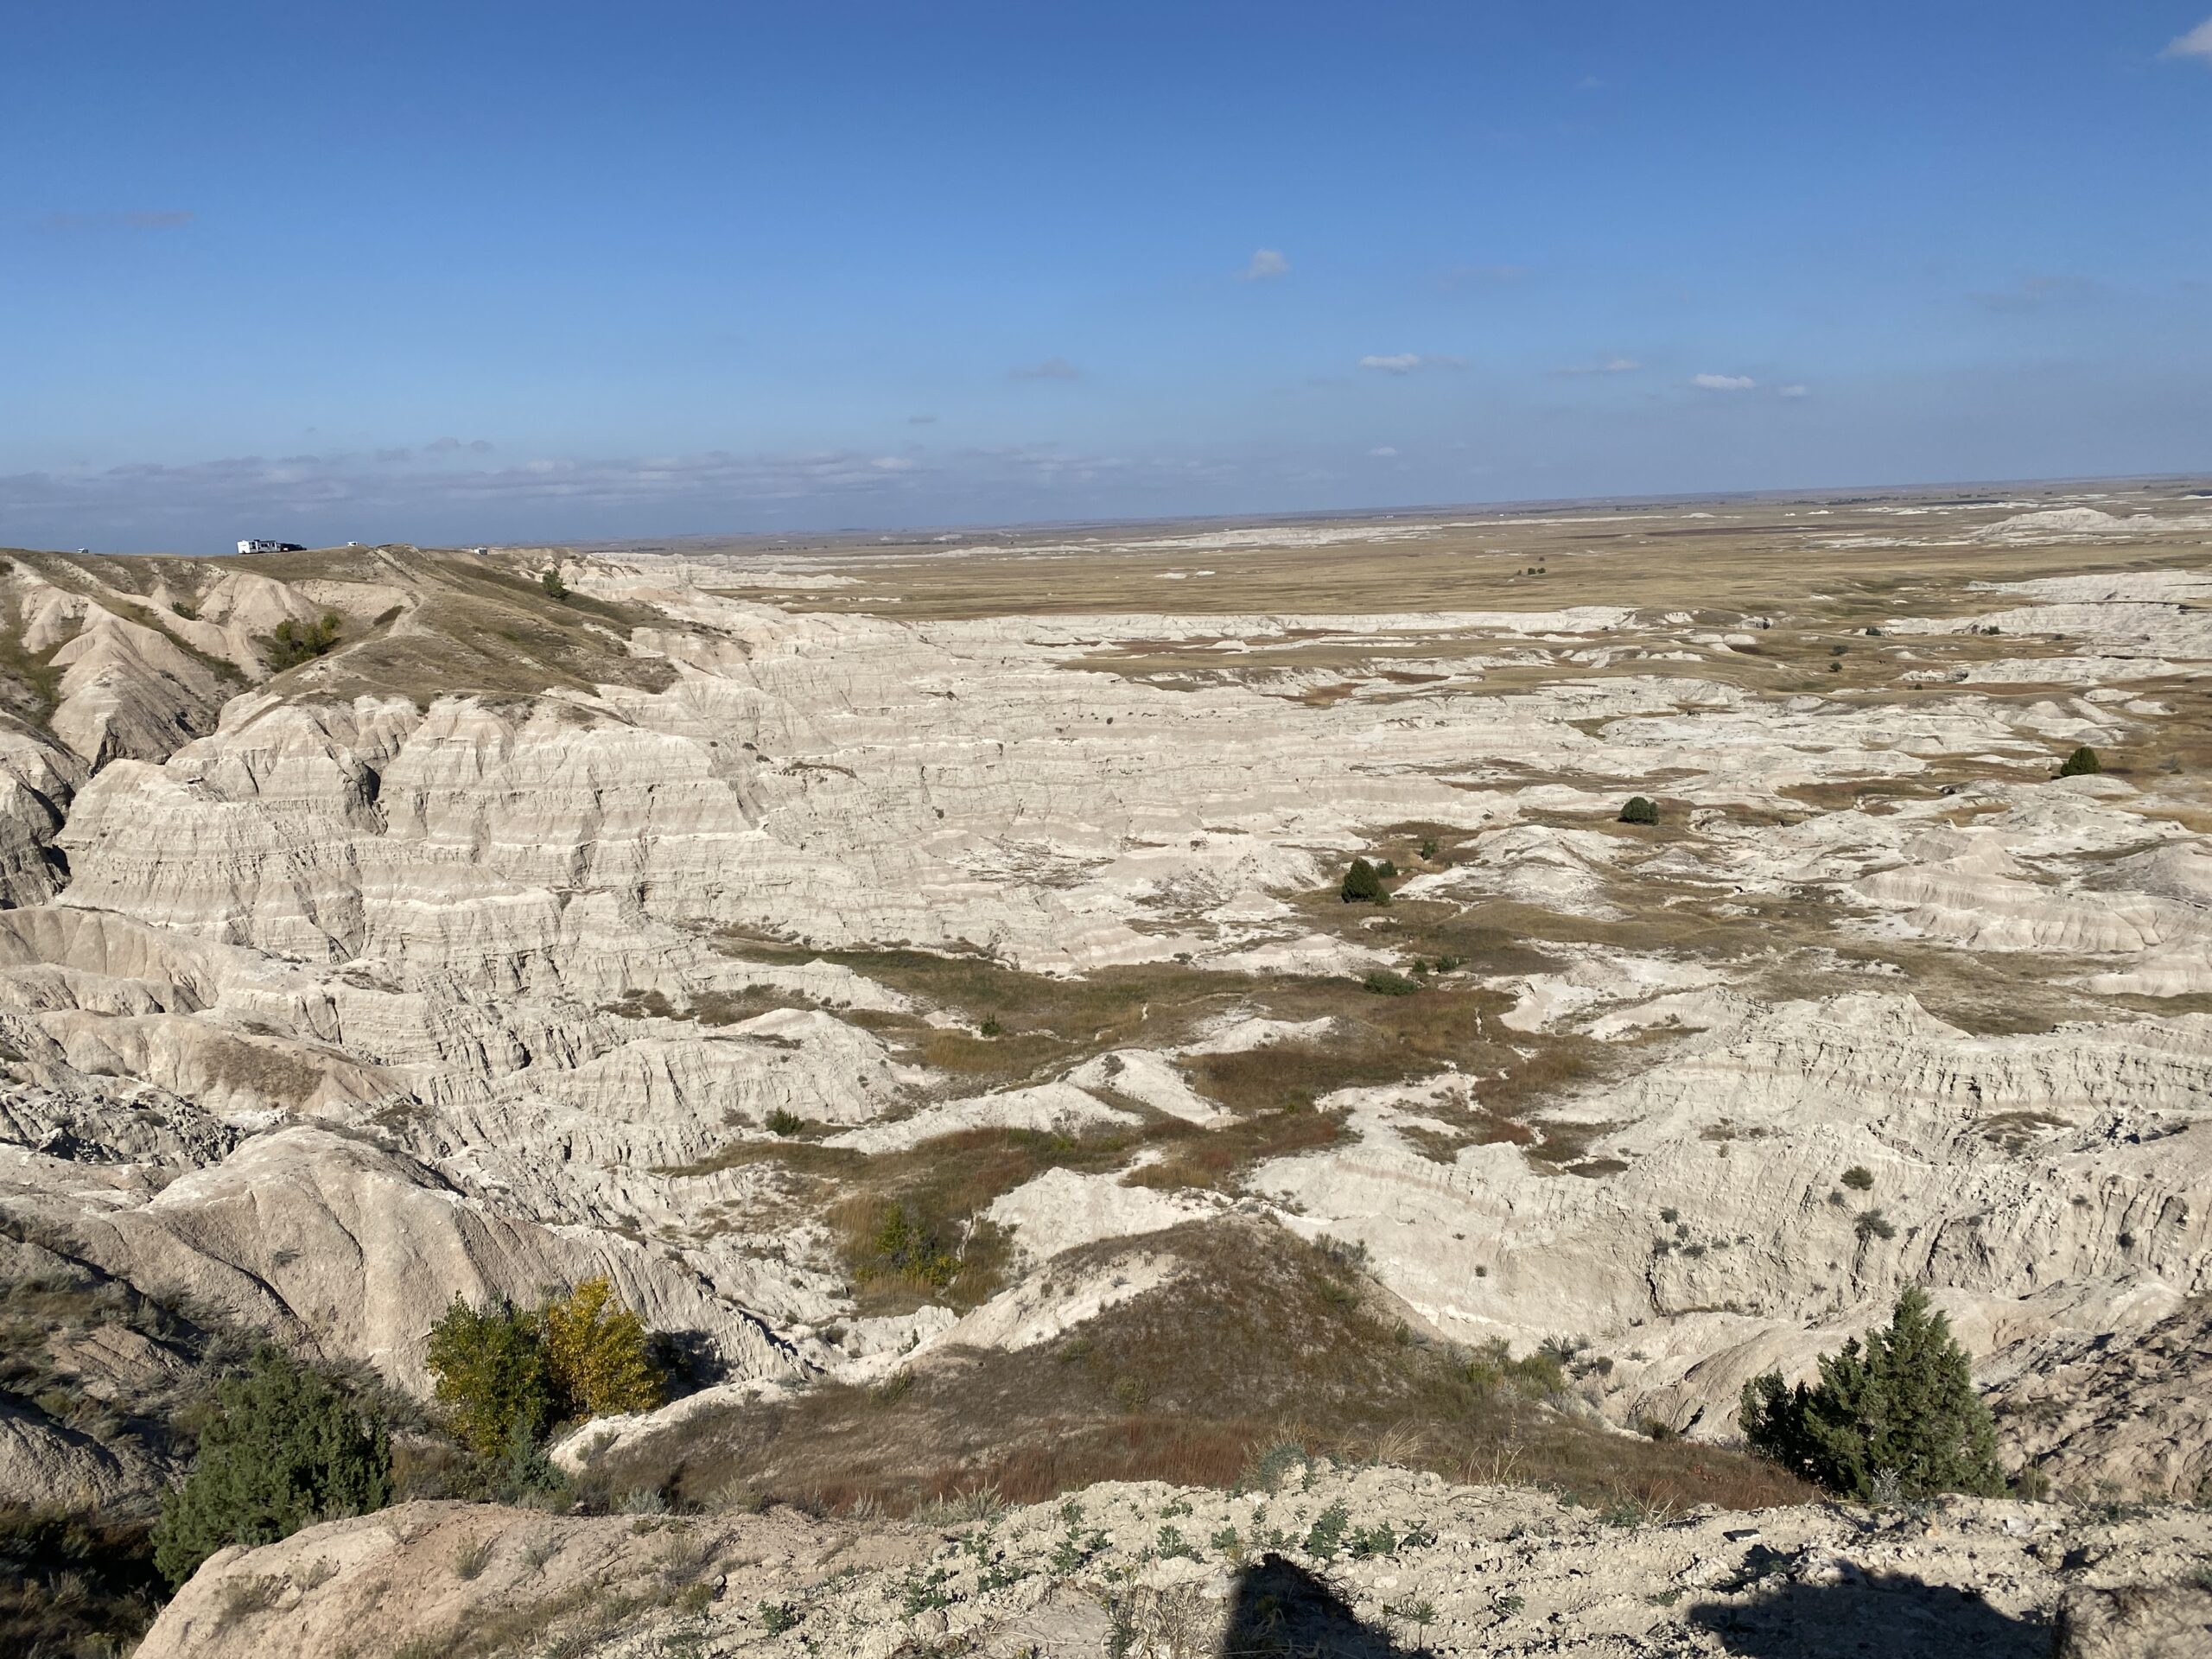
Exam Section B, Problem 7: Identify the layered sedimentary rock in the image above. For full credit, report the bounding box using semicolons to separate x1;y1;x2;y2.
0;513;2207;1513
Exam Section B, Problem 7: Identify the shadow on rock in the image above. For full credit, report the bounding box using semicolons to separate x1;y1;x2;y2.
1223;1553;1431;1657
1688;1560;2048;1659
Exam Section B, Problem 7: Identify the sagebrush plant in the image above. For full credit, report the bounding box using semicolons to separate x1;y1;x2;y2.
151;1349;391;1586
1739;1286;2005;1501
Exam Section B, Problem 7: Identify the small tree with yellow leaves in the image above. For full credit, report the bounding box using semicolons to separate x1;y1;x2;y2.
425;1275;664;1463
542;1276;664;1418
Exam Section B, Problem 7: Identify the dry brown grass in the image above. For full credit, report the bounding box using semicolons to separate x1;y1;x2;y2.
194;1033;333;1106
669;1124;1155;1313
650;492;2212;626
588;1218;1812;1518
714;940;1271;1093
1120;1106;1344;1192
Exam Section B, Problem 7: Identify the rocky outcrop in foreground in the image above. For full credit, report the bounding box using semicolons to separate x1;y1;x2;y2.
137;1465;2212;1658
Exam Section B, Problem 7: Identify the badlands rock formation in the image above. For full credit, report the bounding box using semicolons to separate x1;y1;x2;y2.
136;1465;2212;1658
2;490;2210;1556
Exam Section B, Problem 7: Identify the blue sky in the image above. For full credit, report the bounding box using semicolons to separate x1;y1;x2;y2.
4;2;2210;551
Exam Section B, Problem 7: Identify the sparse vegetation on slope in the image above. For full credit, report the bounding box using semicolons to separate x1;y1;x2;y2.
0;1503;167;1658
582;1218;1811;1519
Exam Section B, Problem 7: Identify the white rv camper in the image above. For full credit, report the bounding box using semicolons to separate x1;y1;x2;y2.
235;539;306;555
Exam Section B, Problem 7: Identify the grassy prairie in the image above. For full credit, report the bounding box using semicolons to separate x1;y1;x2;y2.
684;498;2212;624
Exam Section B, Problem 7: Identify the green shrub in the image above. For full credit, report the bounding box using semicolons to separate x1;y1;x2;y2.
758;1599;799;1634
1739;1286;2004;1502
425;1279;664;1460
2056;746;2101;778
1618;797;1660;825
259;613;342;671
764;1108;804;1136
425;1298;555;1459
1362;969;1420;997
1840;1166;1874;1192
1301;1501;1351;1560
1339;857;1387;905
541;568;569;601
151;1349;391;1586
861;1205;963;1290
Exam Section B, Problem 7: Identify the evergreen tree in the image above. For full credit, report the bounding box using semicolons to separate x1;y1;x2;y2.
1339;857;1387;904
152;1349;391;1586
1618;797;1660;825
2056;746;2101;778
1741;1286;2005;1501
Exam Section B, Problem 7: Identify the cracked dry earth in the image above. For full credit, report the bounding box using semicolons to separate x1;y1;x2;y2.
4;482;2212;1653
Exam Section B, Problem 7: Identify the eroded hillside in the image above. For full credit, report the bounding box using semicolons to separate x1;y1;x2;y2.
3;490;2211;1610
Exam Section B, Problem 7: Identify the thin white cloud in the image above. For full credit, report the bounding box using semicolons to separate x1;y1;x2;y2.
1691;373;1756;391
1779;384;1810;398
2163;16;2212;61
1358;353;1463;374
870;456;918;471
1368;446;1399;458
1010;356;1080;380
1242;247;1289;281
1554;356;1641;376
